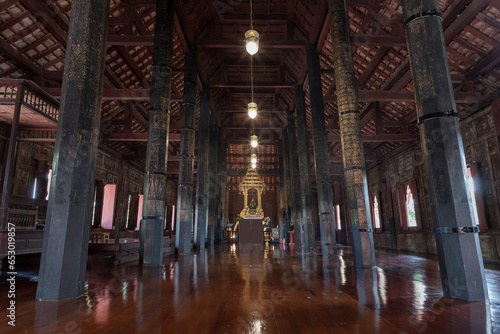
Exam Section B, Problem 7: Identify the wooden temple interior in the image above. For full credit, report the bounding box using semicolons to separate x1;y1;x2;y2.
0;0;499;332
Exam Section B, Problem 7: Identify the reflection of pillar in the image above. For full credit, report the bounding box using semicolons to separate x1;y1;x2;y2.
140;0;174;266
402;0;487;301
36;0;110;300
328;0;374;266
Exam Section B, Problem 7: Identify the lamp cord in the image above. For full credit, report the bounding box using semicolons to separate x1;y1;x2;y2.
251;56;254;103
250;0;254;30
250;39;255;136
250;0;255;155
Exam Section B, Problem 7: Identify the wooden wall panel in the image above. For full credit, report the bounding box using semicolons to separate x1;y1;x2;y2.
365;104;500;263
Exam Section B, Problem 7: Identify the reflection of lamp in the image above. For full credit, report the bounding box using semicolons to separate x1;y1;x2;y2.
248;102;257;119
251;153;257;164
245;29;259;55
251;135;258;148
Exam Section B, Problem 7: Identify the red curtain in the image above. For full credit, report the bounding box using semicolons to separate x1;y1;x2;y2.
396;184;408;230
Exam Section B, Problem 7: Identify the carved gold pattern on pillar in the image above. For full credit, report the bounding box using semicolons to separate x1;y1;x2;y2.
329;0;375;267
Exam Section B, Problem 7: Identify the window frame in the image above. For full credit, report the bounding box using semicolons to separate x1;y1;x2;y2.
396;180;422;231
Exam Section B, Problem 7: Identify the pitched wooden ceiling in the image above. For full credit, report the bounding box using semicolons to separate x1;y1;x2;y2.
0;0;498;188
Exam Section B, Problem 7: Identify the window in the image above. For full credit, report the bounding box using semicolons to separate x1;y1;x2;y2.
125;194;132;229
135;194;144;231
32;178;38;199
370;193;382;231
46;169;52;200
467;163;487;232
101;184;116;229
171;204;176;232
335;205;341;231
397;180;422;231
467;168;479;224
91;186;97;227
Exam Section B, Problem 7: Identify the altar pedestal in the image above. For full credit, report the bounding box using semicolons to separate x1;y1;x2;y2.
238;218;263;245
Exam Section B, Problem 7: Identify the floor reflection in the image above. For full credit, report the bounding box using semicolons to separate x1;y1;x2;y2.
1;244;499;333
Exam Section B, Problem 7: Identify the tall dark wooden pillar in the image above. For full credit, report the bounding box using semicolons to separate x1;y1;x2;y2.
128;193;140;230
214;129;224;244
281;128;291;241
383;162;397;250
113;161;125;244
140;0;174;266
36;0;110;300
93;180;105;228
278;140;287;241
207;109;219;246
194;86;210;249
402;0;488;301
306;44;336;249
286;113;303;249
295;85;316;249
218;138;228;243
328;0;375;267
176;44;198;255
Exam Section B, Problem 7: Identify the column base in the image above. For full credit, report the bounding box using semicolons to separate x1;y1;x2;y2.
140;218;164;266
351;229;376;268
435;232;488;301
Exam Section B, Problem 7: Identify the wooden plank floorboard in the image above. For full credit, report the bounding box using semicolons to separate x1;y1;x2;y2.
0;244;498;333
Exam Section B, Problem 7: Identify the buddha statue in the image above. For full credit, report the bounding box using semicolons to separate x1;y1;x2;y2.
249;199;257;210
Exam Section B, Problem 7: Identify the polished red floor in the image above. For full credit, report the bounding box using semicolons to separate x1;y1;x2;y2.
0;243;498;333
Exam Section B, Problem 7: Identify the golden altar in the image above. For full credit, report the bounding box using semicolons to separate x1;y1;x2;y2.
238;168;265;219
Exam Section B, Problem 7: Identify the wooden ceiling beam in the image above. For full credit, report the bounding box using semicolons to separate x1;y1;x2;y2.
43;88;183;102
325;90;482;103
329;155;377;162
19;0;68;44
217;14;288;24
216;109;279;115
0;0;17;12
210;81;296;88
103;133;181;142
42;87;482;104
466;48;500;80
0;37;41;77
198;40;306;49
222;126;282;130
227;170;279;177
327;133;419;143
